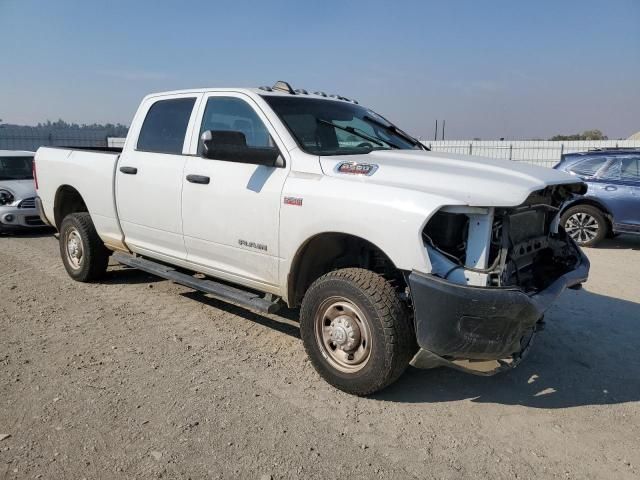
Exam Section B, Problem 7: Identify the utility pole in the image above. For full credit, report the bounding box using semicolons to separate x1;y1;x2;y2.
434;120;438;141
442;120;445;140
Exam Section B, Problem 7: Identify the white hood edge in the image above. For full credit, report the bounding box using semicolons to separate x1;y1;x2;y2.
320;150;583;207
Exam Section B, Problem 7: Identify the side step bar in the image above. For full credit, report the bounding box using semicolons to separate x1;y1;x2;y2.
113;252;282;314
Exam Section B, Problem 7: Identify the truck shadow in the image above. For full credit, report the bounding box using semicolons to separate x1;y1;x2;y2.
0;227;55;238
181;291;301;339
106;262;639;409
375;288;640;408
101;265;166;285
595;234;640;251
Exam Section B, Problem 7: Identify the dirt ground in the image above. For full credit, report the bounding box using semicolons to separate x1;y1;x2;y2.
1;232;639;480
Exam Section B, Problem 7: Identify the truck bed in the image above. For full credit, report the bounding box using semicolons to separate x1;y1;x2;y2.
35;146;124;250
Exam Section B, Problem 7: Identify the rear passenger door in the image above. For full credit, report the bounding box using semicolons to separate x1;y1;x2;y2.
116;94;200;260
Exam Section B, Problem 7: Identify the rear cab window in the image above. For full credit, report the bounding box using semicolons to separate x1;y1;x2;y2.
137;98;197;154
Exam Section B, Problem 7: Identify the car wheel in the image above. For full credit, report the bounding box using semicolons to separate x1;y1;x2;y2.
300;268;415;396
59;212;110;281
560;205;608;247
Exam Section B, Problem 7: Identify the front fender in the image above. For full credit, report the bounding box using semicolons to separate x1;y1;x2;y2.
278;174;462;290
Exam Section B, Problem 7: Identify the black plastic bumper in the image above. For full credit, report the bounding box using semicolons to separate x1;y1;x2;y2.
408;247;590;368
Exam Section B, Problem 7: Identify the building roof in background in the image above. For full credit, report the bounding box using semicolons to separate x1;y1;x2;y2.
628;131;640;140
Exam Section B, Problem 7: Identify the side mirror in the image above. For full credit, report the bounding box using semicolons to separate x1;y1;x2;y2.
200;130;284;168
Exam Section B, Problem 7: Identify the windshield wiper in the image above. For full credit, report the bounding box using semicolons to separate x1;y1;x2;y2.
363;115;429;151
316;118;397;149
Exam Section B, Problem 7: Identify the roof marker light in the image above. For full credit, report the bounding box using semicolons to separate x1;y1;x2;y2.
272;81;296;94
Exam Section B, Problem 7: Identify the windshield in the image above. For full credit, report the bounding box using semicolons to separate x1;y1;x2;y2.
0;156;34;180
262;96;420;155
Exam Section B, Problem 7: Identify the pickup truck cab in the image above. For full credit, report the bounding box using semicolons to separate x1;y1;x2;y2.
35;81;589;395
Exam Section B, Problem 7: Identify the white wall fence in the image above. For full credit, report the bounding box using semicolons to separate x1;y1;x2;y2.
108;137;640;168
423;140;640;168
108;137;126;148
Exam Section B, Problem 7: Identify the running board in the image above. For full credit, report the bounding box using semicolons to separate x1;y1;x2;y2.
112;252;282;314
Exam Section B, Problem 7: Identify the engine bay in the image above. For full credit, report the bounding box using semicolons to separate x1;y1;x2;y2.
423;184;585;292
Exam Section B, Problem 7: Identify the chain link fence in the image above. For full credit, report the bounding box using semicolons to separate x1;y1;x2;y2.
423;140;640;168
0;129;119;151
5;130;640;168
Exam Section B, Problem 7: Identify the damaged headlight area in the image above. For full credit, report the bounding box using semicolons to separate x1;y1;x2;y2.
423;184;584;292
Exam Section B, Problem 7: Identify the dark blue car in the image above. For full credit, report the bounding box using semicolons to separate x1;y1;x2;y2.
555;149;640;246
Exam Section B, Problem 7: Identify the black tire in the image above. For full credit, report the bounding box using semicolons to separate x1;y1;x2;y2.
59;212;110;282
300;268;415;396
560;204;608;247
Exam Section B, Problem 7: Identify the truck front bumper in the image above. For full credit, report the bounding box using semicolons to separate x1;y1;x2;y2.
408;247;590;375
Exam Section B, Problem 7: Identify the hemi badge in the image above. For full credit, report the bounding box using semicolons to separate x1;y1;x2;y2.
336;162;378;176
284;196;303;206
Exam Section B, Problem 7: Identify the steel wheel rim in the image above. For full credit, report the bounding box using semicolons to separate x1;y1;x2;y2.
565;212;599;243
314;296;372;373
65;228;84;269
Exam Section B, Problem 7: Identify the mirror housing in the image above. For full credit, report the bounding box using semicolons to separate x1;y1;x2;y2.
200;130;284;167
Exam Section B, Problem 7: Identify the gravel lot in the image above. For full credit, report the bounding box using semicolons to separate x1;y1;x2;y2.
1;232;639;479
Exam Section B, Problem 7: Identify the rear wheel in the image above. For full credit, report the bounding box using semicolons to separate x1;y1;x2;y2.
300;268;415;395
561;205;608;247
59;212;110;281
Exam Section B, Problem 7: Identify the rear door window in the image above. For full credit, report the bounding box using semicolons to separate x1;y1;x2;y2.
137;98;196;154
569;157;608;178
599;159;621;180
621;157;640;182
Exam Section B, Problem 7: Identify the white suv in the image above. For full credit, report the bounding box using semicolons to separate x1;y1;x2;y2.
0;150;44;232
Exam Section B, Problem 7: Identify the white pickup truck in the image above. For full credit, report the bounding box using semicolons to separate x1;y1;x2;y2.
35;81;589;395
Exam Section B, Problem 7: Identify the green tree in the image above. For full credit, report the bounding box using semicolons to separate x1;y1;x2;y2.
550;129;608;141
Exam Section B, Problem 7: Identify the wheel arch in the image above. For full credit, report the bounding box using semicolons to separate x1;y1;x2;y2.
286;232;404;307
53;185;89;230
562;197;614;232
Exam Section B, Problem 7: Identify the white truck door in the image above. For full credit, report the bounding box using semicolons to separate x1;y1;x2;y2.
182;93;289;290
116;95;199;260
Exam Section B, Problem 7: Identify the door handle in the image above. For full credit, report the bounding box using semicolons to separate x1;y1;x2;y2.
119;166;138;175
186;174;210;184
604;185;617;191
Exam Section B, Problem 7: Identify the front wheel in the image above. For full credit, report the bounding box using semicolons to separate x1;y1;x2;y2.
300;268;415;396
59;212;110;282
560;205;608;247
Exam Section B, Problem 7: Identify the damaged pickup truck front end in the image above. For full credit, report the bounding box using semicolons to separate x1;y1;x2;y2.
409;183;590;374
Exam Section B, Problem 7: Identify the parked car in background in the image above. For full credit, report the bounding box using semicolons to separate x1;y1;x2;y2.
0;150;46;233
555;149;640;247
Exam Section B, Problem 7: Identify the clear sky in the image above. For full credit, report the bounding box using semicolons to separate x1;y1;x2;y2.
1;0;639;139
